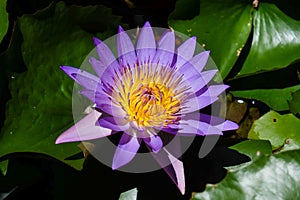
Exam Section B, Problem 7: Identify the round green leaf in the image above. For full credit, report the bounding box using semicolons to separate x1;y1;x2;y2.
248;111;300;150
192;150;300;200
0;2;121;171
231;84;300;111
169;0;253;79
239;3;300;76
0;0;8;43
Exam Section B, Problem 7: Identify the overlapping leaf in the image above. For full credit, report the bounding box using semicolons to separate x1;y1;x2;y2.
231;84;300;111
248;111;300;150
192;150;300;200
289;89;300;117
169;0;253;79
239;3;300;76
0;2;121;171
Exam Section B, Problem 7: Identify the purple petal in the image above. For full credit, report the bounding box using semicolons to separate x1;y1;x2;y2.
159;127;179;135
117;26;137;68
89;57;105;77
79;89;111;105
97;117;129;131
97;103;126;118
136;21;156;64
55;110;112;144
182;96;219;113
151;147;185;195
182;84;229;113
177;51;210;80
112;133;142;170
200;84;229;97
175;36;196;69
215;120;239;131
94;37;119;69
143;132;163;153
185;113;239;131
184;120;224;135
60;66;99;91
188;69;217;93
152;30;175;67
167;121;223;136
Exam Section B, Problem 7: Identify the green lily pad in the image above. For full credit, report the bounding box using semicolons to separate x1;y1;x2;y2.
230;139;272;161
119;188;138;200
0;2;121;171
288;89;300;117
169;0;253;79
231;84;300;111
248;111;300;150
0;0;8;43
192;150;300;200
239;3;300;76
168;0;199;20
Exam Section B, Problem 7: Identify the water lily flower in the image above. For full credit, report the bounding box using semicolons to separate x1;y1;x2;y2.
55;22;238;194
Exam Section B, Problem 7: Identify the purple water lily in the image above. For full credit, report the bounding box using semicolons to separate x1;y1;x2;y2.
55;22;238;194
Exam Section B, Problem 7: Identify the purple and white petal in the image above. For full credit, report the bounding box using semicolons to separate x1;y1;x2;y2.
187;69;217;93
214;120;239;131
175;36;196;69
117;26;137;68
60;66;99;91
89;57;106;77
176;51;210;80
182;96;219;113
112;133;142;170
96;103;126;118
200;84;229;97
97;117;129;131
143;132;163;153
185;119;224;135
152;30;175;67
136;21;156;64
151;147;185;195
94;37;119;70
55;110;112;144
168;121;223;136
79;89;111;105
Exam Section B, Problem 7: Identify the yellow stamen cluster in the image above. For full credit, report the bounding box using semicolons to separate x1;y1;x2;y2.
111;64;188;128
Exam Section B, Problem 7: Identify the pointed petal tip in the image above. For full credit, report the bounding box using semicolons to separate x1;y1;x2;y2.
224;84;230;90
59;65;68;70
93;37;101;46
118;25;125;33
55;133;81;144
204;50;210;55
143;21;151;27
59;65;76;75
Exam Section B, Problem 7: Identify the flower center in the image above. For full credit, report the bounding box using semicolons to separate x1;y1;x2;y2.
128;82;180;127
110;64;187;129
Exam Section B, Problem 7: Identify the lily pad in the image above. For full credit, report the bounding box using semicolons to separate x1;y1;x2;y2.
0;2;121;171
288;89;300;117
168;0;199;20
248;111;300;150
169;0;253;79
192;150;300;200
0;0;8;43
231;84;300;111
239;3;300;76
230;139;272;160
